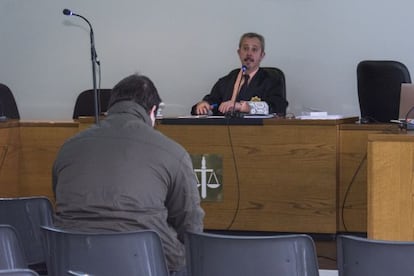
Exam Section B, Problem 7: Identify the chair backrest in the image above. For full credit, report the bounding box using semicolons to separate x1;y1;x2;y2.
41;226;169;276
0;269;39;276
0;225;27;270
357;60;411;123
337;235;414;276
262;67;286;100
185;231;319;276
72;89;112;119
0;83;20;119
0;197;53;265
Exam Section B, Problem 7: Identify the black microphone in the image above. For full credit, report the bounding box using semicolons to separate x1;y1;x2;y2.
62;9;99;64
62;8;101;124
227;65;248;118
62;9;72;16
62;9;90;28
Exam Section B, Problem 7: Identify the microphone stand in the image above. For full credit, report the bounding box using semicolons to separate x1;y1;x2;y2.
89;28;100;125
228;66;247;118
63;10;100;125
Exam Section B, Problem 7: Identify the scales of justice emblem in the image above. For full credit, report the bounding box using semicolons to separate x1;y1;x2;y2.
193;155;222;200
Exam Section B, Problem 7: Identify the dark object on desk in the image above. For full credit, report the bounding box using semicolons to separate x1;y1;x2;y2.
357;60;411;123
0;83;20;119
359;116;373;124
396;119;414;131
224;111;245;119
73;89;111;119
159;117;264;125
337;235;414;276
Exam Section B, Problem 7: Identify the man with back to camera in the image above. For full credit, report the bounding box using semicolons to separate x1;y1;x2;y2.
52;73;204;276
191;32;288;116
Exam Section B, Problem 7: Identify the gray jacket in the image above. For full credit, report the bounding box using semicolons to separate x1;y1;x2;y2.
53;101;204;271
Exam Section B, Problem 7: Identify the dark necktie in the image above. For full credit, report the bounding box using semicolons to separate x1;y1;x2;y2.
237;74;250;100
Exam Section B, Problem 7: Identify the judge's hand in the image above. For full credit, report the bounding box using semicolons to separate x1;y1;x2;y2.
195;101;211;115
218;100;236;114
239;101;251;113
219;101;251;114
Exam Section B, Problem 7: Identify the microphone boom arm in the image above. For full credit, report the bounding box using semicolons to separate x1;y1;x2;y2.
63;9;100;124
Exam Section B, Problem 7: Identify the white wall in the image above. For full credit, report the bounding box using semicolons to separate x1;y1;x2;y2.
1;0;414;119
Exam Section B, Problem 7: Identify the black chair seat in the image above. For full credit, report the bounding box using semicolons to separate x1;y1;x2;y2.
0;83;20;119
72;89;111;119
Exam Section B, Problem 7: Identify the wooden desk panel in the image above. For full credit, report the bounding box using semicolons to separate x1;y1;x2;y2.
0;121;20;197
18;121;78;201
368;133;414;240
231;124;337;233
157;121;340;233
155;125;239;230
1;117;390;235
338;124;399;232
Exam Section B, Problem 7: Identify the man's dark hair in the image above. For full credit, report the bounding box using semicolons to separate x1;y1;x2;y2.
108;73;162;113
239;32;265;52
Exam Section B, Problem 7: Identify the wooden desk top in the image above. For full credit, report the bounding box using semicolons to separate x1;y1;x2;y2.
158;116;360;126
18;120;78;127
264;116;359;125
368;131;414;142
340;122;400;131
0;119;19;128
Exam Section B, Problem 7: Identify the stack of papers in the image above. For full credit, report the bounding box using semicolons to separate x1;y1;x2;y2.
297;114;344;120
297;109;343;120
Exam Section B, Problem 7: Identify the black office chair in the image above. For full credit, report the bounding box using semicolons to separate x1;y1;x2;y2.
41;226;169;276
0;225;27;270
185;231;319;276
72;89;111;119
0;269;39;276
0;197;54;270
263;67;286;100
357;60;411;123
337;235;414;276
0;83;20;119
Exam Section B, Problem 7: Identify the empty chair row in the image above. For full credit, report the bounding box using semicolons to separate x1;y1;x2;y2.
0;197;319;276
0;84;111;120
3;196;414;276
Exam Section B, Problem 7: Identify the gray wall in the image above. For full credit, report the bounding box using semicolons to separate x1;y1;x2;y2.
1;0;413;119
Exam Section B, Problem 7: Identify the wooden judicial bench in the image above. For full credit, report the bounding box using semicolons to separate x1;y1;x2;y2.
0;116;402;235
